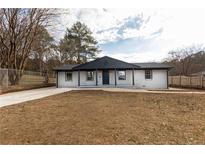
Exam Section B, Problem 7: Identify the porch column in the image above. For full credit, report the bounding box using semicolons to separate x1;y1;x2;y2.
132;68;135;86
115;68;117;86
167;69;169;89
96;69;98;86
56;71;58;88
78;70;80;86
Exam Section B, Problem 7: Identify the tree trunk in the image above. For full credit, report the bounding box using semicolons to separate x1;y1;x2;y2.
43;70;49;84
0;71;5;85
8;69;21;85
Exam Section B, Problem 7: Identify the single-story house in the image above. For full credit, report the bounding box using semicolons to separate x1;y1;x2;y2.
54;56;172;89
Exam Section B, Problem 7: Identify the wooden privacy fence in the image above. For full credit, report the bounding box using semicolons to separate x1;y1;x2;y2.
169;75;205;89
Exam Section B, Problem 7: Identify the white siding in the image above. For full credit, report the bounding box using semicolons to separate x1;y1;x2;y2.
80;70;103;86
58;70;103;87
134;70;168;89
57;69;168;89
109;70;132;85
58;71;78;87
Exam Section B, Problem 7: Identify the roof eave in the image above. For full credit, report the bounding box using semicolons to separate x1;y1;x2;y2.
54;67;173;71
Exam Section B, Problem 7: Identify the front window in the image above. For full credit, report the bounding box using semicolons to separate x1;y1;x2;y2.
118;70;126;80
145;70;152;79
65;72;72;81
87;71;94;81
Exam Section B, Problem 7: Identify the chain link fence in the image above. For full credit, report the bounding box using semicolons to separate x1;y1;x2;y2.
0;68;56;93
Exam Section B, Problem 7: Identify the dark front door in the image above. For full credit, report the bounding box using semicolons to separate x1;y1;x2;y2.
103;70;109;85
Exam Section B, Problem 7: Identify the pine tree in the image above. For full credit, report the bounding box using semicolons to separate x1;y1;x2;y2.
59;22;100;64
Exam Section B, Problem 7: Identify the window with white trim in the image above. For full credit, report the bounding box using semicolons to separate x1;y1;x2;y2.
145;70;152;79
118;70;126;80
87;71;94;81
65;72;72;81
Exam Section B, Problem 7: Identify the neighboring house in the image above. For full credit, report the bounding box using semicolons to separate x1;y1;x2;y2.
191;70;205;77
54;56;172;89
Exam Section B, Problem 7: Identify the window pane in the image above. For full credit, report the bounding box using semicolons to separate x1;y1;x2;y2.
87;71;94;81
145;70;152;79
118;70;126;80
65;72;72;81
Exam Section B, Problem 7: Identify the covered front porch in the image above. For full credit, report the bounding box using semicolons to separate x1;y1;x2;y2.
76;69;135;87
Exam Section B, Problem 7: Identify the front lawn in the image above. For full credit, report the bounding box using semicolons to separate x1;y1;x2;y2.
0;90;205;144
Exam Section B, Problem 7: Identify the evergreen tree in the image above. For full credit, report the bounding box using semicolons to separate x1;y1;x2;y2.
59;22;100;63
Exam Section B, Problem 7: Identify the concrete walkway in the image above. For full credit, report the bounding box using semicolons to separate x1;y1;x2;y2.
0;87;71;108
72;87;205;94
103;88;205;94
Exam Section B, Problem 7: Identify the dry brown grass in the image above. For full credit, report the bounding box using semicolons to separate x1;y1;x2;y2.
0;83;55;94
0;90;205;144
0;74;56;94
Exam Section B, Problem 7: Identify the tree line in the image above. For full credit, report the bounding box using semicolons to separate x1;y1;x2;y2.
164;45;205;76
1;9;204;85
0;8;100;85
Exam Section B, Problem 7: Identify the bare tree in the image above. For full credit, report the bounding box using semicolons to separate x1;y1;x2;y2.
166;45;204;76
0;8;57;85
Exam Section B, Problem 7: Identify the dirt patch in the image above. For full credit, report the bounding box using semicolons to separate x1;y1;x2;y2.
0;90;205;144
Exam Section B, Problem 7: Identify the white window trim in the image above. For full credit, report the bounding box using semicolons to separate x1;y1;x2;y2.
118;70;126;80
145;69;152;80
65;72;72;81
87;71;94;81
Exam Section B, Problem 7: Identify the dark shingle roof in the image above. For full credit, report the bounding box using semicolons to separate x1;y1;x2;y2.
53;56;173;71
53;64;80;71
132;62;173;69
72;56;139;70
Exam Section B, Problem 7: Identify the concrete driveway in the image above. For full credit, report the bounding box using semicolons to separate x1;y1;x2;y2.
1;87;205;108
0;87;71;108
